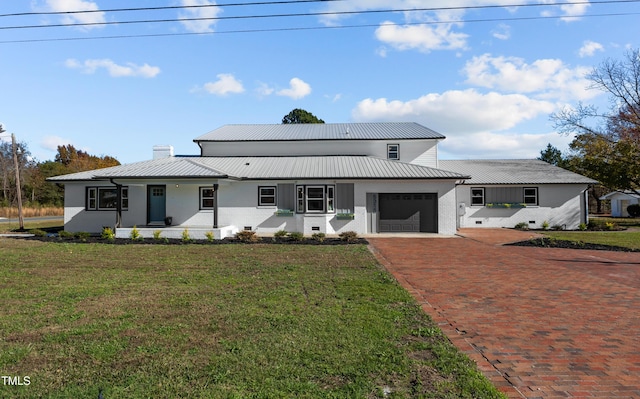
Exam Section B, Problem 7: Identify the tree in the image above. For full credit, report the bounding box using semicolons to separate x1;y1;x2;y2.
282;109;325;124
551;49;640;196
538;143;567;168
0;138;33;207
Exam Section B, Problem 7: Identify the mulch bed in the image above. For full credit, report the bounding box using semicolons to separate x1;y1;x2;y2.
21;235;369;246
506;237;638;252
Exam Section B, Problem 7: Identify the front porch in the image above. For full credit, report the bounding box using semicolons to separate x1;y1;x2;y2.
115;225;238;240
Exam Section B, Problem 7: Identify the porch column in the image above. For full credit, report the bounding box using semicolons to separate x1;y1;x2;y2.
111;179;122;228
213;183;219;228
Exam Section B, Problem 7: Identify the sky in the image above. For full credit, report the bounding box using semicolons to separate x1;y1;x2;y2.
1;0;639;164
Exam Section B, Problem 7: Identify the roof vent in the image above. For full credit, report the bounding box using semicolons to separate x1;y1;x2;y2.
346;127;349;135
153;145;174;160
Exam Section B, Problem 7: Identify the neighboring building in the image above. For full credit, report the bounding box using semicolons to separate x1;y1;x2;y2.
599;191;640;217
48;123;597;238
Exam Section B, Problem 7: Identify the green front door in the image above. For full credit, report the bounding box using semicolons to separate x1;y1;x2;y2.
148;185;166;224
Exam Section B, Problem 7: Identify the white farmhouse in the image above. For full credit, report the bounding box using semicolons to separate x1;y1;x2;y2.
48;123;597;238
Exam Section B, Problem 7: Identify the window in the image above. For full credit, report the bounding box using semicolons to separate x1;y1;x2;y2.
471;188;485;206
295;185;335;214
387;144;400;160
258;186;276;206
200;187;215;209
86;187;128;211
524;187;538;206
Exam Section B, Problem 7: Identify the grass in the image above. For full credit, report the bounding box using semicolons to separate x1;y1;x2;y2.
540;217;640;250
0;219;63;234
0;206;63;218
0;240;505;399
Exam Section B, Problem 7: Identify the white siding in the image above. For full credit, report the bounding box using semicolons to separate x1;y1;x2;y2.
200;139;440;167
456;184;589;230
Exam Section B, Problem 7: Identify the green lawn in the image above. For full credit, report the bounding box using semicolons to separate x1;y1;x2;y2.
0;240;504;399
542;230;640;250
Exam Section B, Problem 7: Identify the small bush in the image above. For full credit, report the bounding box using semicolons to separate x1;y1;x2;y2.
75;232;91;242
514;222;529;230
205;231;215;242
288;231;304;241
311;232;326;242
130;226;142;241
274;230;288;239
31;229;47;237
339;230;359;242
628;203;640;218
59;230;74;239
153;230;162;240
541;220;550;230
578;223;588;231
101;227;115;241
182;228;191;242
551;224;564;231
236;230;259;243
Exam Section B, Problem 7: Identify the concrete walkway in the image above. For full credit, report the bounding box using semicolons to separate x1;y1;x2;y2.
368;229;640;398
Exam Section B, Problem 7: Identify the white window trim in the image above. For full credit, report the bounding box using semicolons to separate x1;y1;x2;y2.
387;144;400;160
471;187;485;206
295;185;336;214
258;186;277;207
86;186;128;211
523;187;539;206
200;187;215;210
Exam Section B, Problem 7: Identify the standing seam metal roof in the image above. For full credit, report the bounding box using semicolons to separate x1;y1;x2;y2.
439;159;597;184
193;123;445;142
48;156;468;181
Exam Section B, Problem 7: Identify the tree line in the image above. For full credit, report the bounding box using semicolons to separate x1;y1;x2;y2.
0;143;119;208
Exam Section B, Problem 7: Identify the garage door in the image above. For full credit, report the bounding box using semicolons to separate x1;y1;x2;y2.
379;193;437;233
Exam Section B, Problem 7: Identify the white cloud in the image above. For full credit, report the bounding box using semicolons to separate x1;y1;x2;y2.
201;73;245;96
491;24;511;40
40;135;74;152
255;82;275;97
179;0;221;33
560;2;590;21
439;131;575;159
277;78;312;100
352;89;555;134
65;59;161;78
375;22;468;53
462;54;595;101
579;40;604;57
40;0;105;28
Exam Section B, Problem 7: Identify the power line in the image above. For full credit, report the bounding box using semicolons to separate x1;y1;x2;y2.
0;0;342;18
1;0;639;31
1;10;638;45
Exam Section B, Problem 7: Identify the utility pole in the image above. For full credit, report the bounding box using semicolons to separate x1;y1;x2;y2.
11;133;24;230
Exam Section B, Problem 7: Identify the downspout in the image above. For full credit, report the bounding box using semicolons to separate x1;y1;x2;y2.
583;185;591;225
213;183;219;228
110;179;122;228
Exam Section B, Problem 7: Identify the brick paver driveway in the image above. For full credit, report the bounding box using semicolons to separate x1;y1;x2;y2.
368;229;640;398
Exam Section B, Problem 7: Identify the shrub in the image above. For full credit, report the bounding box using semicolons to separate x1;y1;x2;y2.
31;229;47;237
628;203;640;218
551;224;564;231
205;231;215;242
153;230;163;240
75;232;91;242
288;231;304;241
311;232;326;242
59;230;74;239
339;230;359;242
182;228;191;242
101;227;115;241
514;222;529;230
235;230;259;243
130;226;142;241
274;230;288;239
578;223;587;231
541;220;550;230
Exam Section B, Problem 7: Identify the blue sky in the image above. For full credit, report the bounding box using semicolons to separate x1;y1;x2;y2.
1;0;639;164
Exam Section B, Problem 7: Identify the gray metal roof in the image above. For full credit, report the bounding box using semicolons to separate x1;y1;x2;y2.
194;123;445;142
439;159;598;185
48;156;467;182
